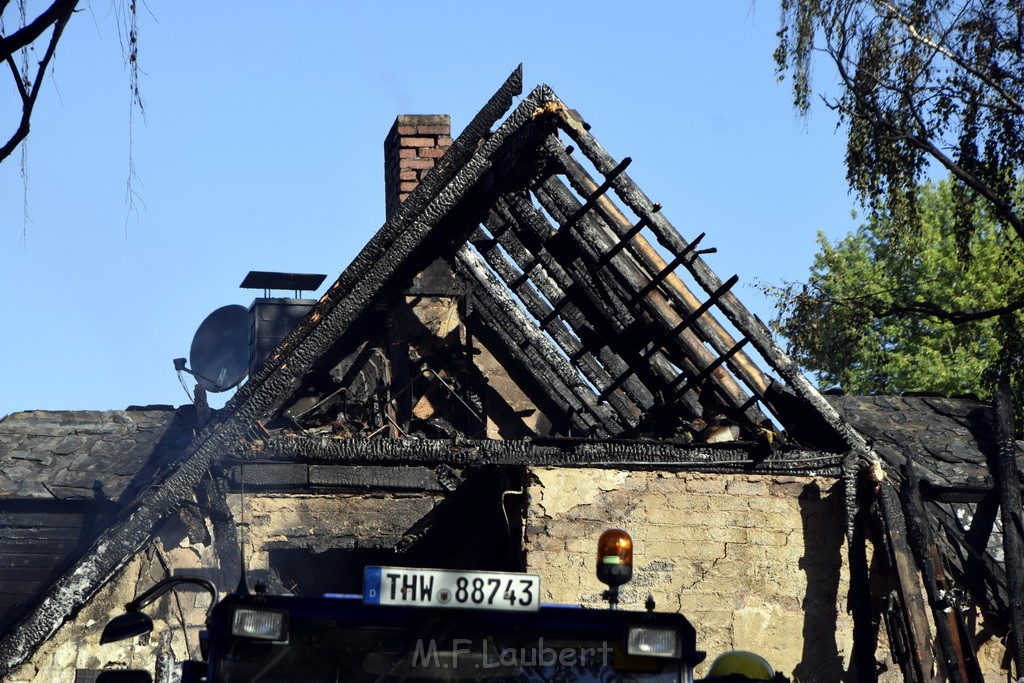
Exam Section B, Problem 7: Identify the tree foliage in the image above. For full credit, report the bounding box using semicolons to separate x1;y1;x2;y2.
774;1;1024;299
768;180;1024;404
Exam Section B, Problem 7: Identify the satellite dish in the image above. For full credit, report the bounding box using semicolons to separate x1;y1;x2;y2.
189;305;249;392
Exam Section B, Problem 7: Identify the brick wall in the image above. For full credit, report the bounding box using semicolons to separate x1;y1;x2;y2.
525;469;857;682
384;114;452;218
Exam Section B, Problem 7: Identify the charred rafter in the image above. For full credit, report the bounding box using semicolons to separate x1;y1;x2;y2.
536;146;755;408
549;107;864;452
545;140;771;404
484;199;664;414
469;223;641;425
532;176;756;422
493;191;702;419
456;245;618;436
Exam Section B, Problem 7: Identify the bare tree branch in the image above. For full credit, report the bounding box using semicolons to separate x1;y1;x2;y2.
0;0;77;59
0;5;74;161
4;52;27;101
871;291;1024;324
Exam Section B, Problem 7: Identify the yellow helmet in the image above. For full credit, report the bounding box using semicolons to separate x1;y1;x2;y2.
706;650;775;680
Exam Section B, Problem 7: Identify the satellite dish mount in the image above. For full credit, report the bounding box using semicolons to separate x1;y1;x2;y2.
175;304;250;393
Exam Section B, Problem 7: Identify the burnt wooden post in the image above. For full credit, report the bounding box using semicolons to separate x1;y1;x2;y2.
993;382;1024;679
900;459;976;682
385;306;413;435
848;488;878;682
878;481;934;682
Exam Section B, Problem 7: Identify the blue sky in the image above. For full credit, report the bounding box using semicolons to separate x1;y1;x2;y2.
0;2;858;417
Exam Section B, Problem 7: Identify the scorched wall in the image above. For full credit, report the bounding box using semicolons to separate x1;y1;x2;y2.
525;468;856;681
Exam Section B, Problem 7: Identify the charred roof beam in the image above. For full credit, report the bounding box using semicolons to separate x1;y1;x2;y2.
554;156;632;235
468;224;642;426
929;500;1010;617
550;105;861;452
542;140;772;416
480;203;660;414
668;338;751;404
238;434;844;475
493;193;697;418
644;275;740;362
625;232;714;307
532;176;761;425
466;287;600;436
498;193;636;332
457;246;619;436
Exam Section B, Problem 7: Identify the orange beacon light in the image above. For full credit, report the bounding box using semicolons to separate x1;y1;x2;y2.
597;529;633;609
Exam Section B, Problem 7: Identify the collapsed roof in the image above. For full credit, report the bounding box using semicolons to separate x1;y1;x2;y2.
241;67;859;451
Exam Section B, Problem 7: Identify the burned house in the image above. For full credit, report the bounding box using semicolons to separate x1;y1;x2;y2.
0;67;1022;681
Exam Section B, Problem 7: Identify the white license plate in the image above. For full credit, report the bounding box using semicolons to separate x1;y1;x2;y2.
363;567;540;612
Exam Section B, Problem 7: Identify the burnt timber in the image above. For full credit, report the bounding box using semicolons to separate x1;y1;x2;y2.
232;435;845;473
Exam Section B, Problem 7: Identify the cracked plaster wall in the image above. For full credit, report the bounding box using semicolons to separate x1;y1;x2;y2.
525;468;855;682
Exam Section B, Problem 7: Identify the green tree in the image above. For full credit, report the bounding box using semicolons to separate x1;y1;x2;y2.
774;0;1024;320
769;180;1024;401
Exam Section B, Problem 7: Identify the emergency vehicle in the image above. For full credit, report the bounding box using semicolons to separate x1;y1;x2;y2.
99;530;711;682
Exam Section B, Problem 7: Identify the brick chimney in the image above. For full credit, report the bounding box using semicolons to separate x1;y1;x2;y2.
384;114;452;219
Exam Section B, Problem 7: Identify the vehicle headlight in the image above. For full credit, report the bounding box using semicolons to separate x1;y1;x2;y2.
626;626;679;658
231;607;288;641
